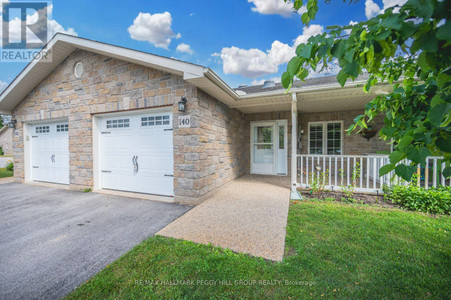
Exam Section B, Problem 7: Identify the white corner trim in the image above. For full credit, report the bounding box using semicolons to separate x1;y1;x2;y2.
23;123;32;182
92;115;101;190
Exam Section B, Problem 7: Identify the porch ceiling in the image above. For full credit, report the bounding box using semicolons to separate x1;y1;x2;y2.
297;87;375;113
232;85;376;114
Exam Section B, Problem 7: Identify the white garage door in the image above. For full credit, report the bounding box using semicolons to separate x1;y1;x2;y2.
31;122;69;184
99;111;174;196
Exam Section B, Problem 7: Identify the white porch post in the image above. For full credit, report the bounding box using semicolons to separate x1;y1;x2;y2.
291;92;302;200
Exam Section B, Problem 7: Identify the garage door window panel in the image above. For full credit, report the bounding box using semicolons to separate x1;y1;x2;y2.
106;118;130;129
36;126;50;134
141;114;171;127
56;124;68;132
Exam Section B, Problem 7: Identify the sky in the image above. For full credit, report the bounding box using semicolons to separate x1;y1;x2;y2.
0;0;405;92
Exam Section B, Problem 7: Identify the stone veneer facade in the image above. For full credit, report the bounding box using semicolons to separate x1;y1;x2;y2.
11;49;245;204
10;48;390;204
0;126;13;155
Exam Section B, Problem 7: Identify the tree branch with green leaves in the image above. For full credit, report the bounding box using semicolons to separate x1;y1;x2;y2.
283;0;451;180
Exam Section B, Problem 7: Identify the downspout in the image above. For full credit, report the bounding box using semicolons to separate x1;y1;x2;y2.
291;92;302;200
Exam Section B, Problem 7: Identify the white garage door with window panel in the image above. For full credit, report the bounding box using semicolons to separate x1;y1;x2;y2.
30;122;69;184
99;111;174;196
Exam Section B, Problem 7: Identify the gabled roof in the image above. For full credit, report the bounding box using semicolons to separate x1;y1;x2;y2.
0;33;377;114
0;33;222;113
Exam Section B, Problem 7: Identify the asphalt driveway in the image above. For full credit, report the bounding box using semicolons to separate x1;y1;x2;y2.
0;182;190;299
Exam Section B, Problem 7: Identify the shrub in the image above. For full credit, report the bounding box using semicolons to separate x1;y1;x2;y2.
384;184;451;215
340;162;360;200
6;161;13;172
310;169;329;198
0;146;4;155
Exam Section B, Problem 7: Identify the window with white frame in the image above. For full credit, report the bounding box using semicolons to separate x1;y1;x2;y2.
308;121;343;155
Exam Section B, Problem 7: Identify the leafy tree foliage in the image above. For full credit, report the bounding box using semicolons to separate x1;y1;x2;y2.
283;0;451;180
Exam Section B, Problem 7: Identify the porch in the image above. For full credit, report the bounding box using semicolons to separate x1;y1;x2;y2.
236;81;450;198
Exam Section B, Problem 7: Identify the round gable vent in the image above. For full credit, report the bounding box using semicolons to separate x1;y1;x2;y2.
74;62;84;78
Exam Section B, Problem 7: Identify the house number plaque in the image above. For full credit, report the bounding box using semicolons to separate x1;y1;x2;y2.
178;115;191;128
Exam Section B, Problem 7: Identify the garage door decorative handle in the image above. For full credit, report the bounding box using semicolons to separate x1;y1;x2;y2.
50;154;55;163
132;155;139;172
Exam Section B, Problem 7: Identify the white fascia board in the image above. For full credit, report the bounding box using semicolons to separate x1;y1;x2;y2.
203;69;239;99
0;36;60;111
230;83;374;109
0;33;207;112
183;71;206;80
237;81;368;100
57;34;205;77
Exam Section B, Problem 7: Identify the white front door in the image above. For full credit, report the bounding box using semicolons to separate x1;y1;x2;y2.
30;122;69;184
251;120;287;175
99;111;174;196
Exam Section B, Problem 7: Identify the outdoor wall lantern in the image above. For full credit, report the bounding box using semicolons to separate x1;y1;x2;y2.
8;119;17;129
178;97;187;112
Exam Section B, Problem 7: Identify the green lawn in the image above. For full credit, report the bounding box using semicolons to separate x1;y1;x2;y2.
66;200;451;299
0;167;13;178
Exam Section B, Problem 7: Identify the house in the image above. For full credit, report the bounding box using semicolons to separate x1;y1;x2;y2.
0;33;405;204
0;125;13;155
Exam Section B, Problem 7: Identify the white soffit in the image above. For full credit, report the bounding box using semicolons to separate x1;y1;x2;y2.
231;86;374;113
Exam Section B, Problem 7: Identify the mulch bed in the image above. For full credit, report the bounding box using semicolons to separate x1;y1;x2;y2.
299;189;397;208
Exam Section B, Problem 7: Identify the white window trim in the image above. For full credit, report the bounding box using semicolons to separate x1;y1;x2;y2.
307;120;344;155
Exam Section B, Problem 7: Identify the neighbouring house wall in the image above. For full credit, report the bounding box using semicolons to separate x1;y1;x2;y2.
298;110;390;155
0;126;13;155
10;49;238;204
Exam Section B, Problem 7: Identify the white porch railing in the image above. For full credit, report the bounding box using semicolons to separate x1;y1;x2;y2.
297;155;450;193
